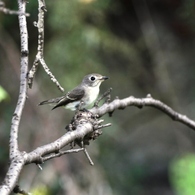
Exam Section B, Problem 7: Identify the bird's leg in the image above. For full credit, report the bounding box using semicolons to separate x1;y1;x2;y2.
82;108;90;112
76;101;91;113
77;100;84;111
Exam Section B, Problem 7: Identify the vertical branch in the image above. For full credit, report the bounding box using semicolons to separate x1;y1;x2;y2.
9;0;28;159
0;156;26;195
0;1;29;193
0;1;29;194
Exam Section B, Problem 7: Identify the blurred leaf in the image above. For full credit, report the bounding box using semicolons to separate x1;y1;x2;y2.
0;86;9;102
169;154;195;195
31;185;50;195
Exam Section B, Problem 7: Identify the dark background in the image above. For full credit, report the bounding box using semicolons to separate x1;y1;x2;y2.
1;0;195;194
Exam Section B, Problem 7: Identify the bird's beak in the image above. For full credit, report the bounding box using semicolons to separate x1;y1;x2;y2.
101;76;109;80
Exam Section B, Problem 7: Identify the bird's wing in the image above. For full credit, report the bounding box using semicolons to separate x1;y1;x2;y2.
39;96;65;105
51;87;85;110
66;87;85;100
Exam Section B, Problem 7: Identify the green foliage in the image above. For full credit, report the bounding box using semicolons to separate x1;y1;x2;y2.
44;1;108;88
0;86;9;102
31;185;50;195
179;0;195;30
44;0;135;89
169;154;195;195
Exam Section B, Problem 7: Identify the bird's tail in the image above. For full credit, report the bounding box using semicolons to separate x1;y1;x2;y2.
39;96;64;106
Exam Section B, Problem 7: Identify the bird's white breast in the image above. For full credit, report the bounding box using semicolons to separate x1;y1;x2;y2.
83;85;100;106
65;86;100;111
65;101;80;111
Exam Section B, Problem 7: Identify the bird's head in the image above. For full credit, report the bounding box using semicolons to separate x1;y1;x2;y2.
82;73;108;87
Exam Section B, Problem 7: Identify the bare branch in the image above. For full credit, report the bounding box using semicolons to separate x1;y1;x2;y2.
0;153;26;195
0;1;29;194
90;94;195;130
39;58;64;92
2;89;195;194
28;0;64;92
10;0;29;160
25;111;110;165
0;109;109;195
41;148;84;162
26;122;95;164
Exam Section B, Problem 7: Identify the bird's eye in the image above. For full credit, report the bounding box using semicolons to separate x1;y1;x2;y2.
90;76;96;81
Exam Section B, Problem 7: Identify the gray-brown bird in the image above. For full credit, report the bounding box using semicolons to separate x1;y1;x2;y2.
39;73;108;110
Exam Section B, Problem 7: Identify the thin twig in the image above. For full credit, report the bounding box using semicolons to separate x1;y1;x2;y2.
94;123;112;130
37;164;43;170
27;0;64;92
78;140;94;165
83;148;94;166
39;58;64;92
41;148;84;162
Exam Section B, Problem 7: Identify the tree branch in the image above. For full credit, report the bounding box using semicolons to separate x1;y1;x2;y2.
90;94;195;130
41;148;84;162
0;111;110;194
9;0;29;160
2;89;195;194
0;153;26;195
25;122;93;164
0;1;29;194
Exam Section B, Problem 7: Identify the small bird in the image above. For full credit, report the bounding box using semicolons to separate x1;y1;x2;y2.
39;73;108;110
